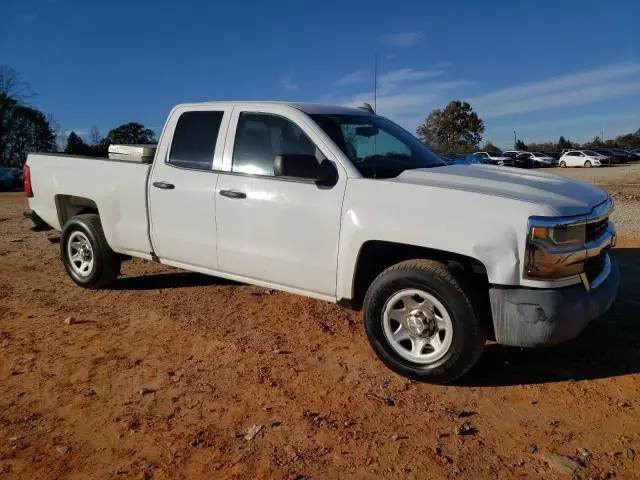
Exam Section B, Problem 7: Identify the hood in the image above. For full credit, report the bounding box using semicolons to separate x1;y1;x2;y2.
388;165;608;216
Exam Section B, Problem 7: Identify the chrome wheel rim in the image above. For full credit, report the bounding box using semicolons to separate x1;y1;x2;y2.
382;289;453;364
67;231;94;277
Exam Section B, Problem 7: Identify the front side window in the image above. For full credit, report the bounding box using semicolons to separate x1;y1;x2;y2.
232;113;317;176
310;114;444;179
168;111;224;170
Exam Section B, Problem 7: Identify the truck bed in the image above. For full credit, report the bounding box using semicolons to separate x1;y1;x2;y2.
26;153;154;258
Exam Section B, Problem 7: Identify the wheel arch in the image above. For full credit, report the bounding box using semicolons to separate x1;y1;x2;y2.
55;194;99;228
340;240;494;340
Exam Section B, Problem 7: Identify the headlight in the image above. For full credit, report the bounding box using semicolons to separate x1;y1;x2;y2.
525;197;615;281
525;221;586;279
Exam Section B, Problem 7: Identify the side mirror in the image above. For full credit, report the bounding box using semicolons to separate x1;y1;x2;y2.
274;154;337;185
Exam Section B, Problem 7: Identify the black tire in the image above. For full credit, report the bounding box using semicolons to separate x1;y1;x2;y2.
60;214;121;289
363;259;486;384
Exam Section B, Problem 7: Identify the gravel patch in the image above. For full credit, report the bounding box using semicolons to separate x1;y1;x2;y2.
536;163;640;238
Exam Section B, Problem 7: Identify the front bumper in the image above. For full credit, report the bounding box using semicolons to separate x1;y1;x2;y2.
490;259;619;347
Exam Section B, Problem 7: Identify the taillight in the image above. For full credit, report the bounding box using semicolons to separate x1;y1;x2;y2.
24;164;33;198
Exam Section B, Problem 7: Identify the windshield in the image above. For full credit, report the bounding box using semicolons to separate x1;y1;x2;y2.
309;114;445;179
533;152;549;157
583;150;599;156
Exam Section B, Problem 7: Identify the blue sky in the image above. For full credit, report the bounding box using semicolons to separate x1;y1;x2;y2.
2;0;639;148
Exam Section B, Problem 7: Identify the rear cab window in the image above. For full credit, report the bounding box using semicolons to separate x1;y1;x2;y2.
168;111;224;170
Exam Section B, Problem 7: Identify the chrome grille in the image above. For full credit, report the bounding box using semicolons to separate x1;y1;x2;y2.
586;217;608;243
584;250;607;283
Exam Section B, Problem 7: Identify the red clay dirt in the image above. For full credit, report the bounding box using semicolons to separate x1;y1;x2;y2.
1;193;639;479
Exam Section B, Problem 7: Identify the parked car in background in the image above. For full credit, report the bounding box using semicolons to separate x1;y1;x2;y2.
531;152;557;167
502;150;523;159
630;149;640;160
591;149;619;164
558;150;610;168
517;152;557;168
512;152;535;168
0;166;23;191
474;151;513;166
613;148;635;163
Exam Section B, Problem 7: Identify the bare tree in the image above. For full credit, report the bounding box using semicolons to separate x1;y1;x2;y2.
46;113;61;153
0;66;34;102
89;125;102;145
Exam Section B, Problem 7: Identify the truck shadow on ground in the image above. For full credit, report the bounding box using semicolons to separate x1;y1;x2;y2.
464;248;640;387
111;272;239;290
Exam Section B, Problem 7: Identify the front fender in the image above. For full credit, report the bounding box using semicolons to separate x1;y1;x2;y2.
336;205;522;300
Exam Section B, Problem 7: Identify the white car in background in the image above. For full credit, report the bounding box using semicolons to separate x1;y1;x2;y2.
558;150;610;168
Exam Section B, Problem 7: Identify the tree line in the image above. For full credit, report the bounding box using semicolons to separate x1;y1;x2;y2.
0;67;155;168
63;123;155;157
415;100;640;154
2;66;639;168
0;67;56;167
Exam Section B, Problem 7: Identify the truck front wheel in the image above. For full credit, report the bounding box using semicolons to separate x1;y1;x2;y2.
60;214;121;289
363;259;486;384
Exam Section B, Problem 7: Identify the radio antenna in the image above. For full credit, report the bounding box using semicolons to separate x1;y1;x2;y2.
374;52;378;113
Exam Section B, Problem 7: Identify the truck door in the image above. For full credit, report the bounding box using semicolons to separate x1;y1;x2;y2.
148;105;231;269
214;106;347;298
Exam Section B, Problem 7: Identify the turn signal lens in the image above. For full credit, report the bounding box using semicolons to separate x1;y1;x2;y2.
23;164;33;198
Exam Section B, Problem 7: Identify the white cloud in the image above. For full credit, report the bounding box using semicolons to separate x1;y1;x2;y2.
334;70;370;87
510;112;639;132
378;68;444;93
328;63;474;130
279;74;298;91
325;61;640;141
471;62;640;118
380;31;424;47
343;91;440;117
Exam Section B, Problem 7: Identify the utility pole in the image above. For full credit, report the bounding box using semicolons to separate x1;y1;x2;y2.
514;130;517;148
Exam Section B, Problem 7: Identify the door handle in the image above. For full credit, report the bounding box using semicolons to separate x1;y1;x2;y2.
219;189;247;199
153;181;175;190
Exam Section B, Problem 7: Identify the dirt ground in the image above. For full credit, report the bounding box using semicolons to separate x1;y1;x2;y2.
1;169;640;479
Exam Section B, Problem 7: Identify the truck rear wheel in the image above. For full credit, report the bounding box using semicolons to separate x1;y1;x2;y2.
363;259;486;384
60;214;121;289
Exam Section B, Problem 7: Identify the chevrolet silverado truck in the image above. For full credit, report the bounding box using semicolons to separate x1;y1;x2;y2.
24;102;619;383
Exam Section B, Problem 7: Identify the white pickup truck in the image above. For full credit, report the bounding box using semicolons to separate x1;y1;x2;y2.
24;101;619;383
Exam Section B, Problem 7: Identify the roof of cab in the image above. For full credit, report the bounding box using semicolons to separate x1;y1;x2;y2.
173;101;368;116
